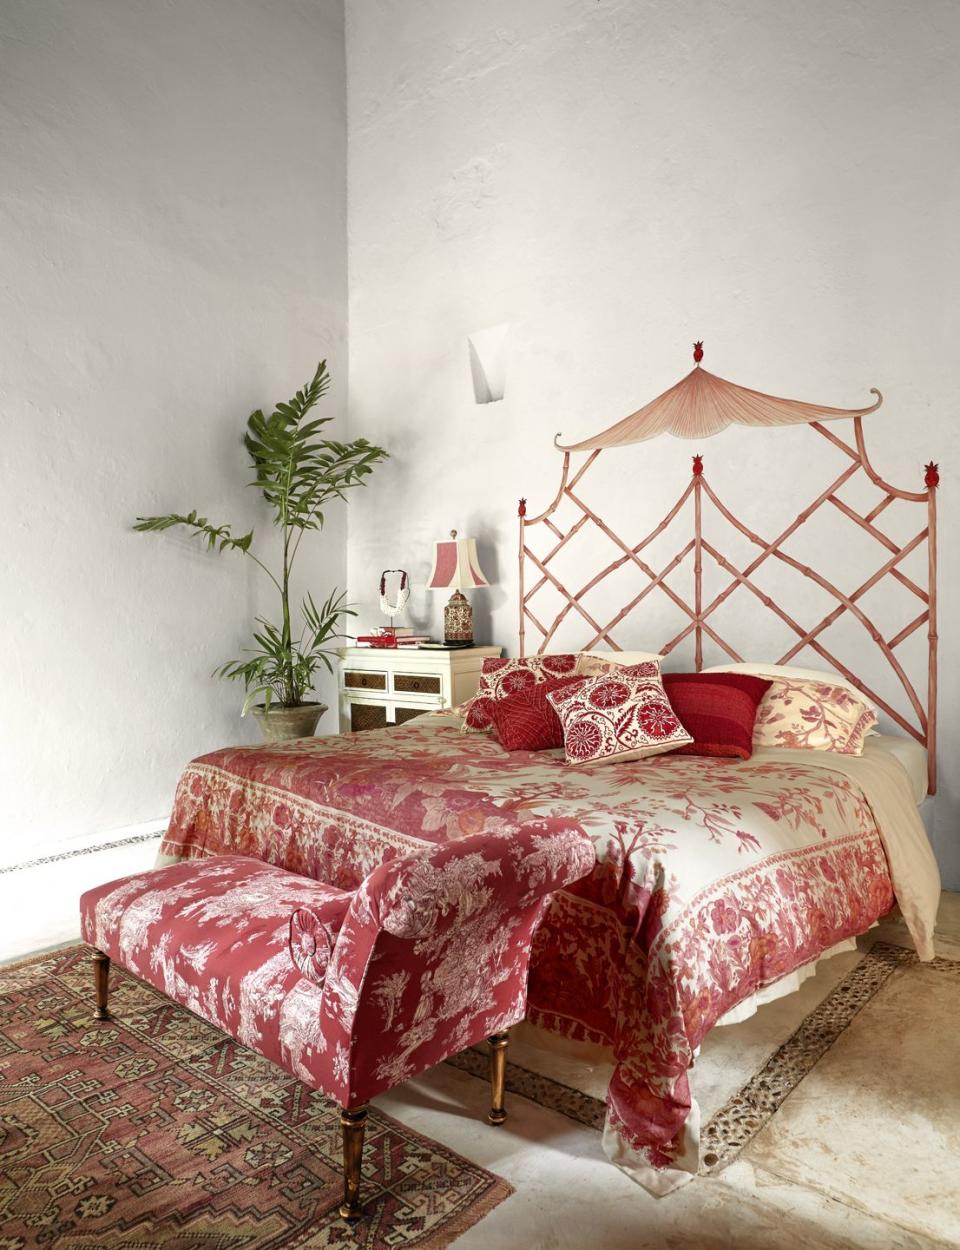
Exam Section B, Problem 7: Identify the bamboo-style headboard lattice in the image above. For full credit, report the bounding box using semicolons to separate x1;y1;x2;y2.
517;417;939;793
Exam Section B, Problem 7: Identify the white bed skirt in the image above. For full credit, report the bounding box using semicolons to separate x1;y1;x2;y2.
713;934;860;1028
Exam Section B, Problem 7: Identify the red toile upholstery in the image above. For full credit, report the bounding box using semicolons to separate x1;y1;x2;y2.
80;823;595;1114
81;857;352;1087
317;823;594;1104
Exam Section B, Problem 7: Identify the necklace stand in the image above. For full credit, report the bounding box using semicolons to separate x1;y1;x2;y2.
378;569;410;646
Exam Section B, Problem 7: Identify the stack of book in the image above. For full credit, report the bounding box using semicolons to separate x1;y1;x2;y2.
354;627;435;649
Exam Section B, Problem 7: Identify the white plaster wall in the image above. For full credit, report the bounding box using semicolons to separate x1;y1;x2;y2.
0;0;348;851
346;1;960;884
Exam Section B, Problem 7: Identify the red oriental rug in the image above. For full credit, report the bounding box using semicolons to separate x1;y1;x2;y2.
0;946;512;1249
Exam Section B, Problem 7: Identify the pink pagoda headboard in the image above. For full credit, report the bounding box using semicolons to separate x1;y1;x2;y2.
517;415;939;793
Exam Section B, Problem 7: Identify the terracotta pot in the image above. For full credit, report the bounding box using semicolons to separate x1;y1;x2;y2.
251;702;327;741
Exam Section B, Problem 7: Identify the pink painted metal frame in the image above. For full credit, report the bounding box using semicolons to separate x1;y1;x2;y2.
518;418;939;794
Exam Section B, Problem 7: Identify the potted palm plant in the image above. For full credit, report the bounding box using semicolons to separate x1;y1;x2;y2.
135;361;388;740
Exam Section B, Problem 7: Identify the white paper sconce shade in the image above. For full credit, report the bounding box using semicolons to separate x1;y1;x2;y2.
428;537;490;590
467;323;509;404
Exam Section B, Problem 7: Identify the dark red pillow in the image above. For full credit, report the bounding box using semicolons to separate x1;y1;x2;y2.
661;673;772;759
489;675;586;751
463;653;579;732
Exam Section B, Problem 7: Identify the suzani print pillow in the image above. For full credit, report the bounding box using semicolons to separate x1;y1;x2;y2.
461;654;579;733
547;666;693;766
753;678;879;755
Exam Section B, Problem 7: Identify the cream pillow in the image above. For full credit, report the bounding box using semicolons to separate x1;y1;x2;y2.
702;662;878;713
577;650;663;677
752;677;878;755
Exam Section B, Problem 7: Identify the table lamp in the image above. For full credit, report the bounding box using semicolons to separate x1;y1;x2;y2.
427;530;490;644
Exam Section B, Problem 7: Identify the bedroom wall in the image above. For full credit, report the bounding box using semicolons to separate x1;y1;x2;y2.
0;0;348;856
345;1;960;885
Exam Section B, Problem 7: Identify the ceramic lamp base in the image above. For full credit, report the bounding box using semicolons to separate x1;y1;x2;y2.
443;590;474;644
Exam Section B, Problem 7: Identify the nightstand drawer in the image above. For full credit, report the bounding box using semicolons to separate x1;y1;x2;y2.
393;673;442;695
350;703;388;732
344;670;387;691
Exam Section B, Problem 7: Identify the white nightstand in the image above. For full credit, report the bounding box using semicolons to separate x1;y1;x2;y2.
336;645;502;733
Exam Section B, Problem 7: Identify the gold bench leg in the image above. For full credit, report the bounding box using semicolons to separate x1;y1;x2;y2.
488;1030;509;1125
339;1104;368;1222
93;949;110;1021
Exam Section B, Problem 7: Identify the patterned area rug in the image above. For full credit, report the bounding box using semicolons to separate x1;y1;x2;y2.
0;947;512;1249
448;941;948;1173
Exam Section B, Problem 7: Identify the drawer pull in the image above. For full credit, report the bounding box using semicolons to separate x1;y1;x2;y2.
395;674;441;694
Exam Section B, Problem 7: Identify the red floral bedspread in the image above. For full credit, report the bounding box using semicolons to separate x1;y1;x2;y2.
160;713;895;1190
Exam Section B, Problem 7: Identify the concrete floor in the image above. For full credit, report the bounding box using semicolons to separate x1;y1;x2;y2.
2;842;958;1249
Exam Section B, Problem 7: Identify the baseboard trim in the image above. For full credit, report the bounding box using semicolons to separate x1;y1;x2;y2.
0;821;168;876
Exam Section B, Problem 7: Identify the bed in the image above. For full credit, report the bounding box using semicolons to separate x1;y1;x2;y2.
158;352;941;1193
159;713;938;1191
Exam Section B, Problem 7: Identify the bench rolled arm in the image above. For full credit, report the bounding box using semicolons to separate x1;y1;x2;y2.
315;819;596;1105
374;821;596;940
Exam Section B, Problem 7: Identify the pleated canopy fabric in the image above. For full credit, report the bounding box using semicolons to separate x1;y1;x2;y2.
555;356;883;451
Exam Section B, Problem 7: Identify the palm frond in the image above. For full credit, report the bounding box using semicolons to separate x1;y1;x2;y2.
133;511;253;554
244;362;389;534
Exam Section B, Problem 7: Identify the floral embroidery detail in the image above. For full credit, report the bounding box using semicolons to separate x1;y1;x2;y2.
589;680;631;709
566;718;604;760
502;667;538;695
637;701;680;738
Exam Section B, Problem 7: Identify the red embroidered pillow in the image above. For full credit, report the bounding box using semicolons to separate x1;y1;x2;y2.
463;654;579;732
547;666;693;765
661;673;772;759
489;675;586;751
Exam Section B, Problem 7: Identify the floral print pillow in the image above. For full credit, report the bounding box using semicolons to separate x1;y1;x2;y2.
753;679;878;755
462;654;579;732
576;651;663;677
547;666;693;766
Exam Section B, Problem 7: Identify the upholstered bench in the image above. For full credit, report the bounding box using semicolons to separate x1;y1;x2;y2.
80;825;594;1221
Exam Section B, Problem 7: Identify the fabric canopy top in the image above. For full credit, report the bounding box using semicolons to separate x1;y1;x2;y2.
555;346;882;451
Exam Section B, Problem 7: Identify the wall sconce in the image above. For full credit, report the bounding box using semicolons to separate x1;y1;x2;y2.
467;323;509;404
